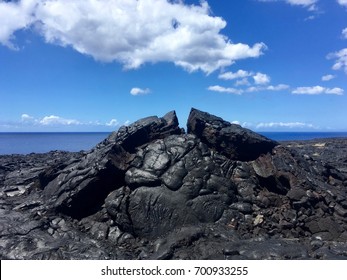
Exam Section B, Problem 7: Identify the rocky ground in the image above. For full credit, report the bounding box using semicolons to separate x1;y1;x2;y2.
1;108;347;260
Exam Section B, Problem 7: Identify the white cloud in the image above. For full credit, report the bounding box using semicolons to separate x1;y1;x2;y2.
39;115;81;126
130;87;151;96
106;119;119;127
256;121;314;129
235;78;251;86
292;86;325;95
257;0;317;10
21;113;35;122
246;86;261;93
286;0;317;7
1;113;122;131
253;72;271;85
328;48;347;74
230;120;254;128
342;28;347;39
230;118;316;130
207;85;243;95
246;84;289;92
321;74;335;81
208;83;289;94
325;87;345;95
0;0;266;74
33;114;121;127
220;70;271;85
266;84;290;91
0;0;37;49
218;70;252;80
337;0;347;8
292;86;344;95
20;113;83;126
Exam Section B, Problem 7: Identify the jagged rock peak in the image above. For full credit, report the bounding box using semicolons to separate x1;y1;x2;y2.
106;110;182;152
187;108;278;161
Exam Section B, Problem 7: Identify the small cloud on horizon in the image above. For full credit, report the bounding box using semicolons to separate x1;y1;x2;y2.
105;119;119;127
39;115;81;126
230;119;317;131
255;121;315;129
1;113;122;132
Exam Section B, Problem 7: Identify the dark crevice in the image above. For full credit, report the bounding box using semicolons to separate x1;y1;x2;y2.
58;162;126;220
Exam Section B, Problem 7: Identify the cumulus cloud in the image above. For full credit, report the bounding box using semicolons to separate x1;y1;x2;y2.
218;70;252;80
235;78;251;86
130;87;151;96
325;87;345;95
253;72;271;85
328;48;347;74
0;0;37;49
21;113;35;122
218;70;271;85
39;115;81;126
218;70;276;89
207;85;243;95
0;0;266;74
321;74;335;81
337;0;347;8
292;86;344;95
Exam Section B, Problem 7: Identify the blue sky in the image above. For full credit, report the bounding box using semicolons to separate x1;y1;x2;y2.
0;0;346;132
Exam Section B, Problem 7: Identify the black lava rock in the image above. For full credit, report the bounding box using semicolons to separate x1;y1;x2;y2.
1;108;347;260
187;108;278;161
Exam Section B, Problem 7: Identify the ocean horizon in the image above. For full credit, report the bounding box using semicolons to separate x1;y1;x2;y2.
1;131;347;155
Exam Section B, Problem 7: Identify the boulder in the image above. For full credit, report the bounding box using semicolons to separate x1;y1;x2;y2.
114;110;182;152
106;134;236;238
187;108;278;161
41;111;182;219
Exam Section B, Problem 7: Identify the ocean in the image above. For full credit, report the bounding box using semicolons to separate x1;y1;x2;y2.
0;132;110;155
0;131;347;155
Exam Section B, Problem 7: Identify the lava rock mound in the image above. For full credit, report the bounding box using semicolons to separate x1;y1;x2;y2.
1;108;347;260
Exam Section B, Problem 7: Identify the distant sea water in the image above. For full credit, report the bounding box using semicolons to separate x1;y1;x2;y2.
0;132;110;155
260;132;347;142
0;131;347;155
